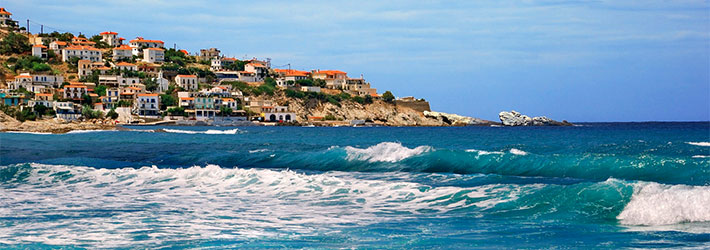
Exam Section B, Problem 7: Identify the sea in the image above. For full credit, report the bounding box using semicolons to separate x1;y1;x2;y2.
0;122;708;249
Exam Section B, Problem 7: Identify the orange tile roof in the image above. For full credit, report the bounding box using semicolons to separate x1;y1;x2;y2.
217;86;227;90
144;47;164;51
96;66;111;70
113;45;132;50
116;62;136;66
275;69;309;76
64;45;101;51
176;74;197;78
312;70;347;75
138;93;159;97
100;31;118;35
239;71;254;74
14;75;32;79
222;57;237;61
222;98;235;102
0;8;11;15
126;87;141;90
179;49;188;55
36;93;53;96
180;97;195;101
53;41;68;46
33;44;47;48
65;85;87;88
129;38;164;44
88;93;98;96
247;63;266;68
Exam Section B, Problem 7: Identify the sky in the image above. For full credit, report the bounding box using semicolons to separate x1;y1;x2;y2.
3;0;709;121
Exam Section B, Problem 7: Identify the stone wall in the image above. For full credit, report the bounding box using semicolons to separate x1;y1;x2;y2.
395;100;431;112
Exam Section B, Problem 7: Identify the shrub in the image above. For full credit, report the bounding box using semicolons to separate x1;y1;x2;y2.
0;32;31;55
382;91;395;103
107;108;119;119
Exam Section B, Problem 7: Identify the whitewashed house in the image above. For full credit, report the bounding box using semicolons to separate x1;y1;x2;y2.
31;44;47;59
175;74;198;90
143;47;164;63
62;45;102;62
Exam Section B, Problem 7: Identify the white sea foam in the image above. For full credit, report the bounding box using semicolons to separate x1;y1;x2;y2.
0;163;526;247
617;182;710;226
509;148;529;156
686;142;710;147
163;128;240;135
465;149;505;155
3;131;53;135
344;142;432;162
692;155;710;158
249;149;269;153
65;129;112;134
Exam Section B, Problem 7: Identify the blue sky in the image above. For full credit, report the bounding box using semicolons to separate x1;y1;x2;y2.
4;0;709;121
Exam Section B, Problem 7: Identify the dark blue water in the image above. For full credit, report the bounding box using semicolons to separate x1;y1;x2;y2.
0;123;708;248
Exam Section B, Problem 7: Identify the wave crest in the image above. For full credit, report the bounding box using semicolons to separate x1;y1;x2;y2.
617;182;710;225
343;142;432;162
162;128;240;135
687;142;710;147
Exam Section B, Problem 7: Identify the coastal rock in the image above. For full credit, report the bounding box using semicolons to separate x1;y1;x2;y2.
0;111;116;134
498;110;572;126
423;111;494;126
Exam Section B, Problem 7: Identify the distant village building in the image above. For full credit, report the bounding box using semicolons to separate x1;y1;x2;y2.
71;36;95;46
112;45;132;61
175;74;198;90
274;69;309;88
49;41;69;55
136;93;160;117
244;62;268;81
154;71;170;93
210;57;237;71
312;70;347;89
263;106;296;122
200;48;220;61
129;37;164;56
63;84;88;100
143;47;164;63
100;31;120;47
114;61;137;72
31;45;48;59
62;45;102;62
78;60;108;77
0;8;18;30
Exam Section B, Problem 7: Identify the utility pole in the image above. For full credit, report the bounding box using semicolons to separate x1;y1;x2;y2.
40;25;43;34
174;43;176;50
26;19;29;33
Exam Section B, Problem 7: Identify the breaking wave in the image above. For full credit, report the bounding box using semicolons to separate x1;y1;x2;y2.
343;142;432;162
1;163;706;248
162;128;240;135
617;182;710;225
687;142;710;147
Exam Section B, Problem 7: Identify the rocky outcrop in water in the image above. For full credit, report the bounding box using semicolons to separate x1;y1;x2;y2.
498;110;572;126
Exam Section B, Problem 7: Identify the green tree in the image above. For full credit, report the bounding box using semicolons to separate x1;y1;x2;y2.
382;91;395;103
0;32;31;55
107;108;119;119
220;105;232;116
94;85;107;96
159;94;176;109
82;94;94;105
33;104;48;118
144;78;158;92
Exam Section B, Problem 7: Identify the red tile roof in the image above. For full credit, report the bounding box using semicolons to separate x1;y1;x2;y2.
176;74;197;78
33;44;47;48
64;45;101;51
0;8;11;15
113;45;132;50
138;93;159;97
116;62;136;66
100;31;118;35
129;38;164;44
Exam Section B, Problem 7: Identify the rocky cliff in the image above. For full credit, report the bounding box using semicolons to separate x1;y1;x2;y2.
498;110;572;126
273;93;495;126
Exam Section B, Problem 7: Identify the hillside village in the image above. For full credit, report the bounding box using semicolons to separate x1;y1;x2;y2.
0;7;457;128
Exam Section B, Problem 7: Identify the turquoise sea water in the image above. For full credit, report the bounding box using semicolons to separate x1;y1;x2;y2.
0;123;709;249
